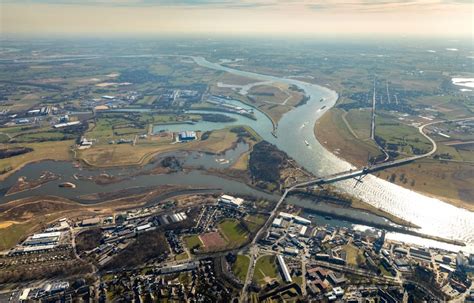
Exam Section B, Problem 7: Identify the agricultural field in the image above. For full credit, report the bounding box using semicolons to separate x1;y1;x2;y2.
375;159;474;211
375;113;432;156
315;108;382;166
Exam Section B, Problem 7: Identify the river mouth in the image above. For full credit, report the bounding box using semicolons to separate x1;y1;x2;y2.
1;55;473;253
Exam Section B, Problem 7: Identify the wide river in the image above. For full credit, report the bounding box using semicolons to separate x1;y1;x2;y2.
1;55;473;253
190;56;474;253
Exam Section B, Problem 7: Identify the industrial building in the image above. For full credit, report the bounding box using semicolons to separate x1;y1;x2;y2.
277;255;292;283
284;247;299;256
218;194;244;208
81;217;101;226
53;121;81;129
135;223;153;233
160;262;199;274
31;231;61;240
272;218;282;228
178;131;197;142
278;212;311;225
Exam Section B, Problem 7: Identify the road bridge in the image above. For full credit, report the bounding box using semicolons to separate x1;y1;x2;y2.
291;117;449;189
291;154;422;189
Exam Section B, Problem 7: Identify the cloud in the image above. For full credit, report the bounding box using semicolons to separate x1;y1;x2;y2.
2;0;275;8
306;0;472;12
6;0;473;11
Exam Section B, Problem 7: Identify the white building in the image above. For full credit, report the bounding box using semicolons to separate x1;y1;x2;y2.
272;218;282;228
278;212;294;220
293;216;311;225
53;121;81;129
284;247;299;256
31;231;61;239
278;212;311;225
277;255;292;283
218;194;244;208
299;225;308;236
19;288;30;301
136;223;153;233
333;287;345;297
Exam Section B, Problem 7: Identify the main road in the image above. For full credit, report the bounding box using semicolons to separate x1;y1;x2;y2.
239;188;292;303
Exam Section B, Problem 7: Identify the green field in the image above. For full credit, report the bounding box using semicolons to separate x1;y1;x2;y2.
183;235;202;251
175;252;189;261
136;95;157;105
342;243;365;266
345;109;373;139
232;255;250;281
243;214;267;233
86;115;146;142
0;221;36;251
218;219;249;246
376;113;432;156
253;255;279;285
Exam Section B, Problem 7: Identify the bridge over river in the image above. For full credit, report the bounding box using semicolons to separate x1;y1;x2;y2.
290;118;443;189
291;117;474;189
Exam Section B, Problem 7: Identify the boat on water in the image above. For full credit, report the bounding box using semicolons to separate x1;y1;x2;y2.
308;215;315;219
320;98;325;102
304;140;310;146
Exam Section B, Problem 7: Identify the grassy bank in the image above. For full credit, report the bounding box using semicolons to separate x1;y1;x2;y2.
0;185;205;251
315;108;474;211
315;108;381;167
0;140;74;181
77;128;239;168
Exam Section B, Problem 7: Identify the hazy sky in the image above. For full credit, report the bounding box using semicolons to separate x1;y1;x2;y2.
1;0;473;37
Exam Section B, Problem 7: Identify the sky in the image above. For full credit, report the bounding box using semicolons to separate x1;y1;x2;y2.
1;0;473;37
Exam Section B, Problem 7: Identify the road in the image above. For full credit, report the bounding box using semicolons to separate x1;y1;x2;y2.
291;117;474;189
370;79;376;140
239;188;293;303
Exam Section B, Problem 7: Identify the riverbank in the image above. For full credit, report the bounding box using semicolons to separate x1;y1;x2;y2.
0;140;74;182
300;206;464;247
315;108;474;212
314;108;381;167
290;189;418;229
77;127;240;168
0;185;219;251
